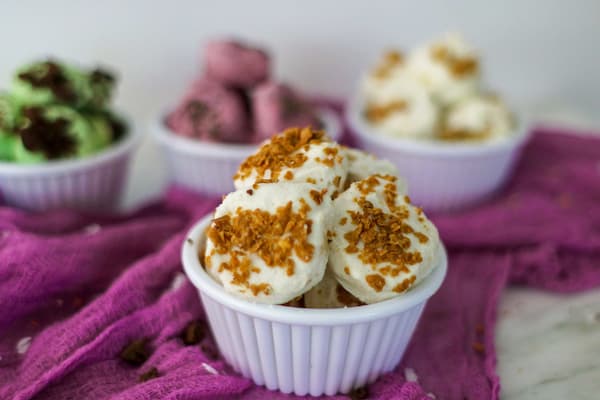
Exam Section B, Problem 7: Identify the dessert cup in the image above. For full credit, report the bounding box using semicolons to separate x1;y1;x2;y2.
0;123;139;211
152;108;342;195
347;97;530;213
182;214;447;396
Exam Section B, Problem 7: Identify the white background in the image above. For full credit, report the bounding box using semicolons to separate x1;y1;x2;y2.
2;0;600;205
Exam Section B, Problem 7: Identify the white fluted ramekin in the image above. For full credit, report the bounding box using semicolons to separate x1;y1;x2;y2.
0;127;140;212
182;215;447;396
347;99;531;213
152;108;342;195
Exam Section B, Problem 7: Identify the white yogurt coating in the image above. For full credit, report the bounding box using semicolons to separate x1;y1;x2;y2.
444;95;514;140
205;182;331;304
304;266;362;308
363;75;439;139
328;175;442;304
343;147;406;193
406;32;480;106
234;140;348;195
361;50;406;100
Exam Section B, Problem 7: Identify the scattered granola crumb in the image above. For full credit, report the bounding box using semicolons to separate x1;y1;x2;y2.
139;367;159;382
472;341;485;354
206;199;315;294
431;45;479;77
365;100;408;122
349;386;369;400
234;127;327;182
366;274;385;292
16;337;32;355
309;188;328;205
119;339;150;366
180;320;206;345
333;176;342;187
393;276;416;293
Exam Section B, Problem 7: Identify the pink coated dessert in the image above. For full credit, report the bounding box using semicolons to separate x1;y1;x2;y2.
252;82;321;142
167;79;249;143
204;40;270;89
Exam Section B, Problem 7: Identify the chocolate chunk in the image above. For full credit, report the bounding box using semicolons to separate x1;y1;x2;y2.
180;320;206;346
348;386;369;399
186;100;210;137
18;107;77;159
108;115;126;142
138;366;159;382
208;126;222;140
18;61;76;103
231;87;252;116
90;68;115;84
119;338;150;366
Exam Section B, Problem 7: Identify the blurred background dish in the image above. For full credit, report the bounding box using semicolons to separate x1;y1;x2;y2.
153;38;340;195
349;33;529;212
0;58;138;211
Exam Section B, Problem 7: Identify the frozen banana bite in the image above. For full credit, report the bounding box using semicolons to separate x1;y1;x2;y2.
363;75;439;139
204;182;331;304
233;127;348;195
358;33;517;145
441;94;514;141
328;174;441;304
407;32;480;106
362;50;406;100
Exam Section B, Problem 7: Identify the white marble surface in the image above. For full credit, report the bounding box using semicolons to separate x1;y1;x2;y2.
497;288;600;399
125;106;600;399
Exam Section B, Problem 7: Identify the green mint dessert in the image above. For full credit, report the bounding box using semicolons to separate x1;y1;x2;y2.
0;93;20;131
12;60;115;109
0;59;125;163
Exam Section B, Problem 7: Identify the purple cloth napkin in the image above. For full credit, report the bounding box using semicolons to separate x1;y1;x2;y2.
1;124;600;400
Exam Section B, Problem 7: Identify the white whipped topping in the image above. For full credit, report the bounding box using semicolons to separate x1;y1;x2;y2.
445;95;514;140
406;32;480;106
205;182;330;304
328;175;441;304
